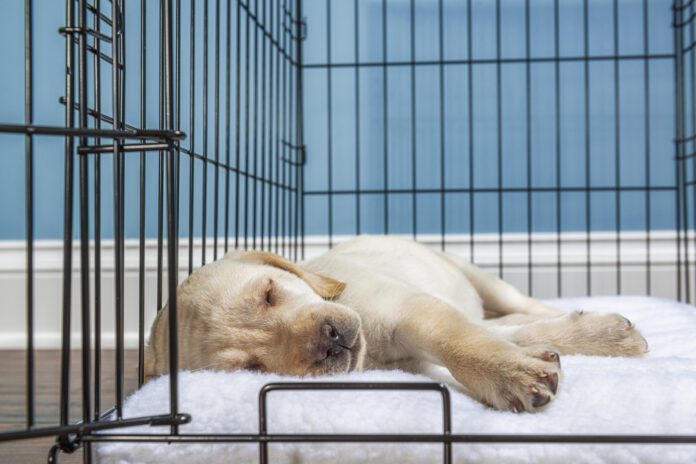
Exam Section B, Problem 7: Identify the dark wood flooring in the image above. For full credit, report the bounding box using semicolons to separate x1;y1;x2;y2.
0;350;138;464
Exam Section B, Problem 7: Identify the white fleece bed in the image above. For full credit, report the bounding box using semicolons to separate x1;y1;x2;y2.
97;296;696;464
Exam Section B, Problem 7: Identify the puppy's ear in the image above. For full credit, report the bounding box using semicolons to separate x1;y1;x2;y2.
224;250;346;300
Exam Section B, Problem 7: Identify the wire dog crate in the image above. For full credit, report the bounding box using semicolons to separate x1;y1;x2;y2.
1;0;696;462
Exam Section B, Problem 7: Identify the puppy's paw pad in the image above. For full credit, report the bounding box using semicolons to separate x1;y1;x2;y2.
537;370;559;394
502;356;561;413
531;387;552;408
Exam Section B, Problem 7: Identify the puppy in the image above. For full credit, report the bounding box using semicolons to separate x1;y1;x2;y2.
144;236;648;412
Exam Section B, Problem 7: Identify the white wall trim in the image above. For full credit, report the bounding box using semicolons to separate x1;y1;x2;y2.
0;231;688;349
0;332;140;350
0;230;686;271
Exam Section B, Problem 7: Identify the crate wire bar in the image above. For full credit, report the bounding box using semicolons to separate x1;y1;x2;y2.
0;0;695;463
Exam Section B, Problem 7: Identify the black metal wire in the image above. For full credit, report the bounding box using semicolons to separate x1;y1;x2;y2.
138;0;148;389
584;0;592;297
188;0;196;275
302;53;675;69
235;0;242;250
353;0;361;237
84;432;696;445
201;0;209;265
244;0;251;250
0;123;183;140
213;0;221;260
92;0;103;422
437;0;445;251
676;0;687;300
295;0;304;261
691;0;696;299
645;0;653;296
274;0;281;254
496;0;504;278
614;0;623;296
78;0;93;431
176;0;182;243
467;0;474;264
326;0;333;249
112;0;126;421
24;0;35;430
554;0;562;296
261;0;269;252
280;0;287;255
525;0;533;295
304;186;677;196
224;0;233;254
262;0;268;252
163;0;180;436
252;0;259;251
157;0;166;314
382;0;389;236
410;0;417;241
59;0;76;429
257;382;452;464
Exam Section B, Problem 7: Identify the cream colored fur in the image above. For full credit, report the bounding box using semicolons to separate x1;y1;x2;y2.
145;236;648;412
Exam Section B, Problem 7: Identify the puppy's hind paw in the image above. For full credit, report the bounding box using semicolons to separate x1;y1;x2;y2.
567;311;649;357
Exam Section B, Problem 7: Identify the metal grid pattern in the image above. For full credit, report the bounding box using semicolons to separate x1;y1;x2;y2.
301;0;682;300
0;0;695;463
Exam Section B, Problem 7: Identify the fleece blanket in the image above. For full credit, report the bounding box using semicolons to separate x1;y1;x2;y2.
96;296;696;464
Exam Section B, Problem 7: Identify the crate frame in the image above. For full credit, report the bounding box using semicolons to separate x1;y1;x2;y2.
1;0;696;462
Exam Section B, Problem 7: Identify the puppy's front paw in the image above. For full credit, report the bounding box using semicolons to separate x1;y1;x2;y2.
483;348;562;413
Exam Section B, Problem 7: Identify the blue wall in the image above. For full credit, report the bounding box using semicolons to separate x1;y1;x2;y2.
0;0;679;240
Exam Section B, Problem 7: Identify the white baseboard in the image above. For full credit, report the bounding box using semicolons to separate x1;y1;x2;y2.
0;332;141;350
0;231;688;349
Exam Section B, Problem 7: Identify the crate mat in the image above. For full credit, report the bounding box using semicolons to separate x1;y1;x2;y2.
96;296;696;464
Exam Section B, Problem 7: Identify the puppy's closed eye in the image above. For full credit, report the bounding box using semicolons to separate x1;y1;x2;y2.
244;361;265;372
263;279;276;307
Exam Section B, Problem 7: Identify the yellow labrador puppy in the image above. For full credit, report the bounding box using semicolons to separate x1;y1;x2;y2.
145;236;647;412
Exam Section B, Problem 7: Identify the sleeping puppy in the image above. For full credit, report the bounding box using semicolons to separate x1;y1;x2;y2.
144;236;648;412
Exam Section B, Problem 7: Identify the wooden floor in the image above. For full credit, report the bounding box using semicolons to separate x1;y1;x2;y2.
0;350;138;464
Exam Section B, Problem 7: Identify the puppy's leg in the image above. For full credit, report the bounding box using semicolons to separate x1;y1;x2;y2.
441;253;647;357
384;358;467;392
396;294;561;413
440;253;562;318
485;313;553;326
486;311;649;357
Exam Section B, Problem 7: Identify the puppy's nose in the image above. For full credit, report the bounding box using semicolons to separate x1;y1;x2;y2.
312;323;345;362
312;343;344;363
321;323;340;341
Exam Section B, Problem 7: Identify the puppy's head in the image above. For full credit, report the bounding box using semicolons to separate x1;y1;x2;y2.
144;251;365;381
